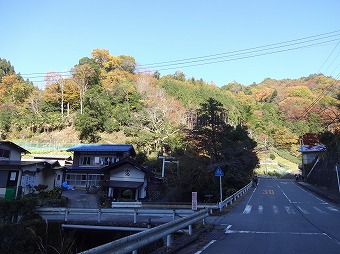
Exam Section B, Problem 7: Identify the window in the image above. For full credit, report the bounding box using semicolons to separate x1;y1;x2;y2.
100;157;117;165
80;156;93;166
0;149;10;159
65;173;103;187
88;174;103;187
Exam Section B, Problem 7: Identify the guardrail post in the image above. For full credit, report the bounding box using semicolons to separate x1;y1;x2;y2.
98;209;101;223
188;224;192;235
166;234;172;247
65;209;68;222
134;209;137;223
147;218;152;229
172;210;175;221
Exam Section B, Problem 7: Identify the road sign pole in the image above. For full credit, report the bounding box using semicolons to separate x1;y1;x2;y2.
219;176;222;203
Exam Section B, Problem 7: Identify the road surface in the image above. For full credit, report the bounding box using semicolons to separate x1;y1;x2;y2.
183;178;340;254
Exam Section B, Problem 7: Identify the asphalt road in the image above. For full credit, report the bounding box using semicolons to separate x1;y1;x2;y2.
185;178;340;254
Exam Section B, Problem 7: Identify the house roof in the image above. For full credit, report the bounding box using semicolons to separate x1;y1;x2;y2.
0;160;59;169
32;154;72;160
21;158;61;168
0;141;29;154
66;144;136;156
64;166;104;172
298;144;327;153
101;157;155;176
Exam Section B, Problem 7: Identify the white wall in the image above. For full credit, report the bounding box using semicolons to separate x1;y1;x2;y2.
110;165;145;182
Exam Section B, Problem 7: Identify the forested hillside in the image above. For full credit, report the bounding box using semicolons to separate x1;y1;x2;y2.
1;51;339;154
0;51;339;200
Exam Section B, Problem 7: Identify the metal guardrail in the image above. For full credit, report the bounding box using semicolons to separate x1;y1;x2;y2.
36;207;194;223
78;208;209;254
218;182;252;211
38;182;253;221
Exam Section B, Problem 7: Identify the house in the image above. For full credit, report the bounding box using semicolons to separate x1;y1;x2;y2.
64;144;136;188
299;133;326;166
298;143;327;165
101;157;160;200
0;141;60;200
64;144;161;200
28;154;72;188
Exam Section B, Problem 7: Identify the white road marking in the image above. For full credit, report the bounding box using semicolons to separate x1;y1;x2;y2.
273;205;279;214
313;207;326;214
225;224;232;233
225;230;324;235
194;240;216;254
295;182;328;203
297;205;309;214
277;185;292;203
284;206;296;214
258;205;263;214
243;205;252;214
326;206;339;212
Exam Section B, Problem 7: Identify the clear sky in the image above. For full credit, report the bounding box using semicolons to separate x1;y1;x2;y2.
2;0;340;88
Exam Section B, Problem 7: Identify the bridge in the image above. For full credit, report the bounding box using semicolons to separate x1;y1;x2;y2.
37;182;253;253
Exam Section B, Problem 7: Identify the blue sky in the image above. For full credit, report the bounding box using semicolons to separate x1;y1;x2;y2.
2;0;340;88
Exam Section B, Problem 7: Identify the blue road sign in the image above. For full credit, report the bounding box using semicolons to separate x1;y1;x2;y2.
215;166;224;177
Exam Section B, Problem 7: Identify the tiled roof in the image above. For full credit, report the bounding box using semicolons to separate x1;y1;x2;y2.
66;144;135;155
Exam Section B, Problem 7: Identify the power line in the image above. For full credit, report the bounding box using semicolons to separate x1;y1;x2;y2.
318;38;340;73
298;33;340;120
140;29;340;68
151;39;338;72
17;30;340;85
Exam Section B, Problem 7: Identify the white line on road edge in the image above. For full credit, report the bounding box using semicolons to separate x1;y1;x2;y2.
225;230;324;235
294;182;328;204
194;240;217;254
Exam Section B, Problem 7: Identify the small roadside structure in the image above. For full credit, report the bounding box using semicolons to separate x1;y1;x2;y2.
101;157;160;201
